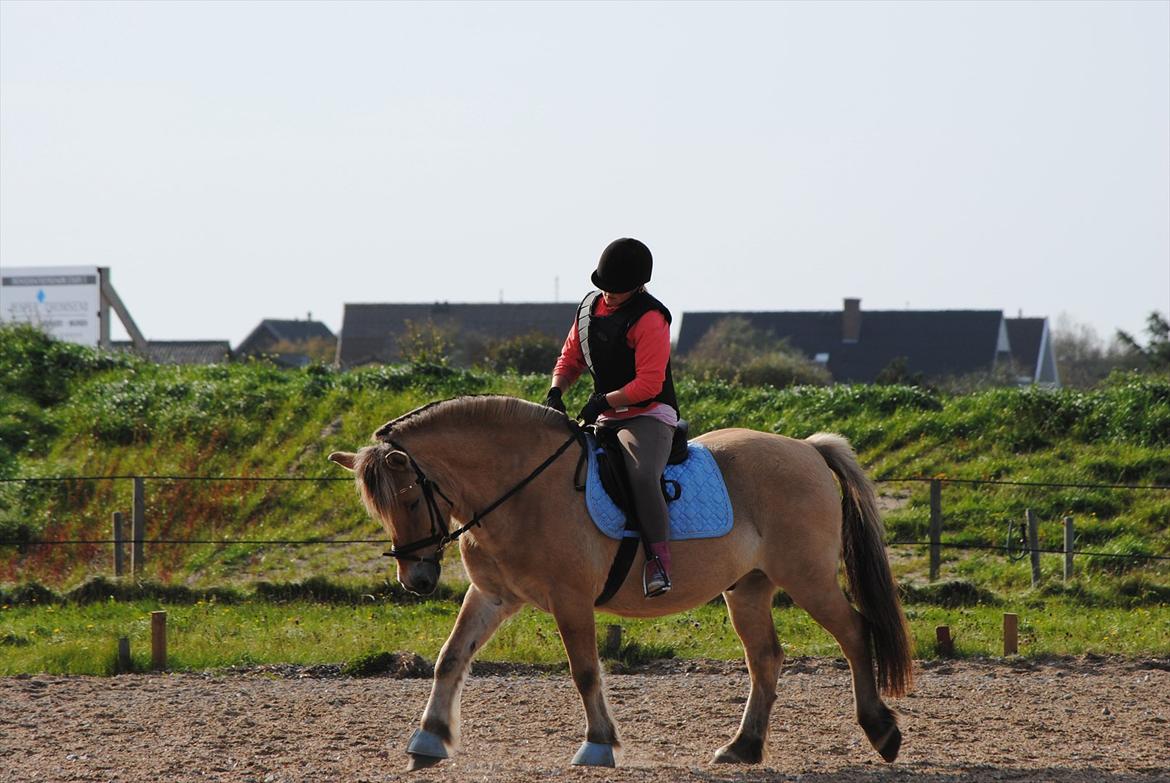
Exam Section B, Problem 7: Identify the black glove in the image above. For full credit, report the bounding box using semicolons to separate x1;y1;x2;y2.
542;387;566;413
577;392;610;425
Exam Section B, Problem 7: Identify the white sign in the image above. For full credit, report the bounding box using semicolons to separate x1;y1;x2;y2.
0;266;102;346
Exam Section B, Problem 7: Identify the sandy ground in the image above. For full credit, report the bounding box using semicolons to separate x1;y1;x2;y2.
1;656;1167;783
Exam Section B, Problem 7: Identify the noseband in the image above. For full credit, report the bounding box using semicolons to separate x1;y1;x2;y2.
381;424;584;566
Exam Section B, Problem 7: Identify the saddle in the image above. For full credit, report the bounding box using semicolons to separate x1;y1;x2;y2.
590;420;691;515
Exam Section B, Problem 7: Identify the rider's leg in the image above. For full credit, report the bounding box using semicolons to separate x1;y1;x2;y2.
612;416;675;595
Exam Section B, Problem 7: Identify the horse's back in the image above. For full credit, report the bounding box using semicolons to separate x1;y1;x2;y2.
695;427;845;546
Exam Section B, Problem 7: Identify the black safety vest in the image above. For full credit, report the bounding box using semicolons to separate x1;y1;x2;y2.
575;290;680;415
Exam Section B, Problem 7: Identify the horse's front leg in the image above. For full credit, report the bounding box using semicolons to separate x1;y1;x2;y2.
552;602;621;767
406;584;519;771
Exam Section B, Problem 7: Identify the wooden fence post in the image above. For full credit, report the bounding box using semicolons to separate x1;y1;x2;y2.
112;512;125;577
1003;613;1018;656
151;611;167;671
929;479;942;582
132;477;145;575
935;625;953;657
603;624;623;657
117;636;132;673
1063;516;1075;582
1026;509;1040;587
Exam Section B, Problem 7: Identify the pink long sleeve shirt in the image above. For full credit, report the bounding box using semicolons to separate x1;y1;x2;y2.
553;297;678;426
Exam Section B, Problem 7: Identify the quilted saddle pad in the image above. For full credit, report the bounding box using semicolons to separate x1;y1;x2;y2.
584;434;734;541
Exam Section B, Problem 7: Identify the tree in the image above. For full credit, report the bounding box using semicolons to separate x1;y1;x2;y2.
485;332;562;375
1117;311;1170;372
399;319;453;366
1051;315;1141;388
679;317;831;387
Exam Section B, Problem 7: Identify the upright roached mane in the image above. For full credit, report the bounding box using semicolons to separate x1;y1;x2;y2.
329;394;913;771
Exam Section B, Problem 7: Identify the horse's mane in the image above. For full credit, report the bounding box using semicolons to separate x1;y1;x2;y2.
373;395;571;443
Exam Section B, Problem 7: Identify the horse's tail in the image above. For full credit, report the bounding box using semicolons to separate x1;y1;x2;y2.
807;433;914;697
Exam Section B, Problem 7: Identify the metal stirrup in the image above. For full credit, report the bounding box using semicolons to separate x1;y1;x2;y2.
643;555;671;598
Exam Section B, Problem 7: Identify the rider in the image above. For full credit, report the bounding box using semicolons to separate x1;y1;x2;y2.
542;237;679;598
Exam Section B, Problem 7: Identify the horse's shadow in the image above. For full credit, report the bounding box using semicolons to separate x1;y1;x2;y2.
683;764;1170;783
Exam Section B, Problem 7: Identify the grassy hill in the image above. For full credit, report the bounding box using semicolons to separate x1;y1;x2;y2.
2;325;1168;601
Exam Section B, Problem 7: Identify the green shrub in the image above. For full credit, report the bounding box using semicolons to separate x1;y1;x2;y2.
0;324;136;406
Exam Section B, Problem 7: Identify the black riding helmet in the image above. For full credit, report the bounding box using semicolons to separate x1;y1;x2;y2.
591;238;652;293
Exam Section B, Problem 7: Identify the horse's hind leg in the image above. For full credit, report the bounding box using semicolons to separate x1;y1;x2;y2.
551;601;620;767
407;584;519;771
713;570;783;764
784;578;902;762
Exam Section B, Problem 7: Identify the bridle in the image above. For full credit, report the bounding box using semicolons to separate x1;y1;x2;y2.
381;423;584;566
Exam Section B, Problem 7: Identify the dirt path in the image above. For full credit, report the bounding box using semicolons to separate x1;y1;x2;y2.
1;657;1167;783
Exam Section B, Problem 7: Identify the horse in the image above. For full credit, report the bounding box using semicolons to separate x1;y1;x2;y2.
327;395;913;770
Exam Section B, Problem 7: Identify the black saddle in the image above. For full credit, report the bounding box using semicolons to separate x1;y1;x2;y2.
590;419;689;516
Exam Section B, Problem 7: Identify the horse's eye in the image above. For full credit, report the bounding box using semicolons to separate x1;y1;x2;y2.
408;499;421;512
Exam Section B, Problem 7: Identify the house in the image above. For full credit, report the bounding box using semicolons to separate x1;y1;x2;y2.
336;302;577;368
677;299;1060;386
236;318;336;367
1005;317;1061;386
112;340;232;365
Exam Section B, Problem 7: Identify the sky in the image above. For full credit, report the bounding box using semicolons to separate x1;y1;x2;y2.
1;0;1167;348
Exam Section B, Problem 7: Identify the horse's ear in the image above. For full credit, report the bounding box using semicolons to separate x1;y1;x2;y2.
328;451;357;471
385;450;411;470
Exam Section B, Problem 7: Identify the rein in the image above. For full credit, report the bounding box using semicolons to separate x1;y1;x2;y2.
382;422;584;565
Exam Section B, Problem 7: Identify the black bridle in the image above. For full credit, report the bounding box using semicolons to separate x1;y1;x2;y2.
382;424;584;566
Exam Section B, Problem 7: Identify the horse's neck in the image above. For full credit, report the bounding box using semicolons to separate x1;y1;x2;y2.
400;419;570;521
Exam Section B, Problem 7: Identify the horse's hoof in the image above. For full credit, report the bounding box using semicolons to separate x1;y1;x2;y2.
406;753;444;772
712;739;763;764
405;728;448;770
876;725;902;763
862;711;902;763
571;741;616;767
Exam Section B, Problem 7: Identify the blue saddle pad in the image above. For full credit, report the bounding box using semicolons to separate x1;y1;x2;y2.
584;433;734;541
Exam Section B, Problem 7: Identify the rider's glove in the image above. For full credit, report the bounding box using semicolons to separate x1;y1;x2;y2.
576;392;610;425
542;387;566;414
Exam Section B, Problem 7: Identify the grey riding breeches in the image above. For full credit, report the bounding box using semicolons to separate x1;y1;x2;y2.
600;416;675;545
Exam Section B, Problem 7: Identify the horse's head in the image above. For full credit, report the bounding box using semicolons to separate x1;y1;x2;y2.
329;445;443;596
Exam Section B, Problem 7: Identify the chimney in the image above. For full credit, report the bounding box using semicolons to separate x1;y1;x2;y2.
842;298;861;342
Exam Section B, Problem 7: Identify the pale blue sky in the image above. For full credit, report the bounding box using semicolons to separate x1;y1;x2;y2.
2;0;1167;347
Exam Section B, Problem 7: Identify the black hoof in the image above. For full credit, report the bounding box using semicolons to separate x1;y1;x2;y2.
712;737;764;764
877;726;902;763
862;708;902;763
406;753;444;772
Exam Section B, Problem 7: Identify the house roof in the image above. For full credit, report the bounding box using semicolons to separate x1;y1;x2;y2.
236;319;335;355
338;302;577;367
112;341;232;365
677;309;1008;383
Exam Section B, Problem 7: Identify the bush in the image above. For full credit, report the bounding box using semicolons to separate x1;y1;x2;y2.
0;324;137;405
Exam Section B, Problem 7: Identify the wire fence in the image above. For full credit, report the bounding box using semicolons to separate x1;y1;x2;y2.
1;474;1167;567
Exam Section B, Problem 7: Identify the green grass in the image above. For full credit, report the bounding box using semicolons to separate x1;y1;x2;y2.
1;596;1165;676
1;325;1167;674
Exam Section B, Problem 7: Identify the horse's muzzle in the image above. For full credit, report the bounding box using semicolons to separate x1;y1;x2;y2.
402;561;440;596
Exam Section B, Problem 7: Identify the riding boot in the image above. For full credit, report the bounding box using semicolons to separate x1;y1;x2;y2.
643;541;672;598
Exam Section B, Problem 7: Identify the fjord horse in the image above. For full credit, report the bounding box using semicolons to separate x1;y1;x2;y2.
328;396;912;769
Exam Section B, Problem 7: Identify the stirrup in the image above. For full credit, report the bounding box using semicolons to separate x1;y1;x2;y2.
643;556;671;598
